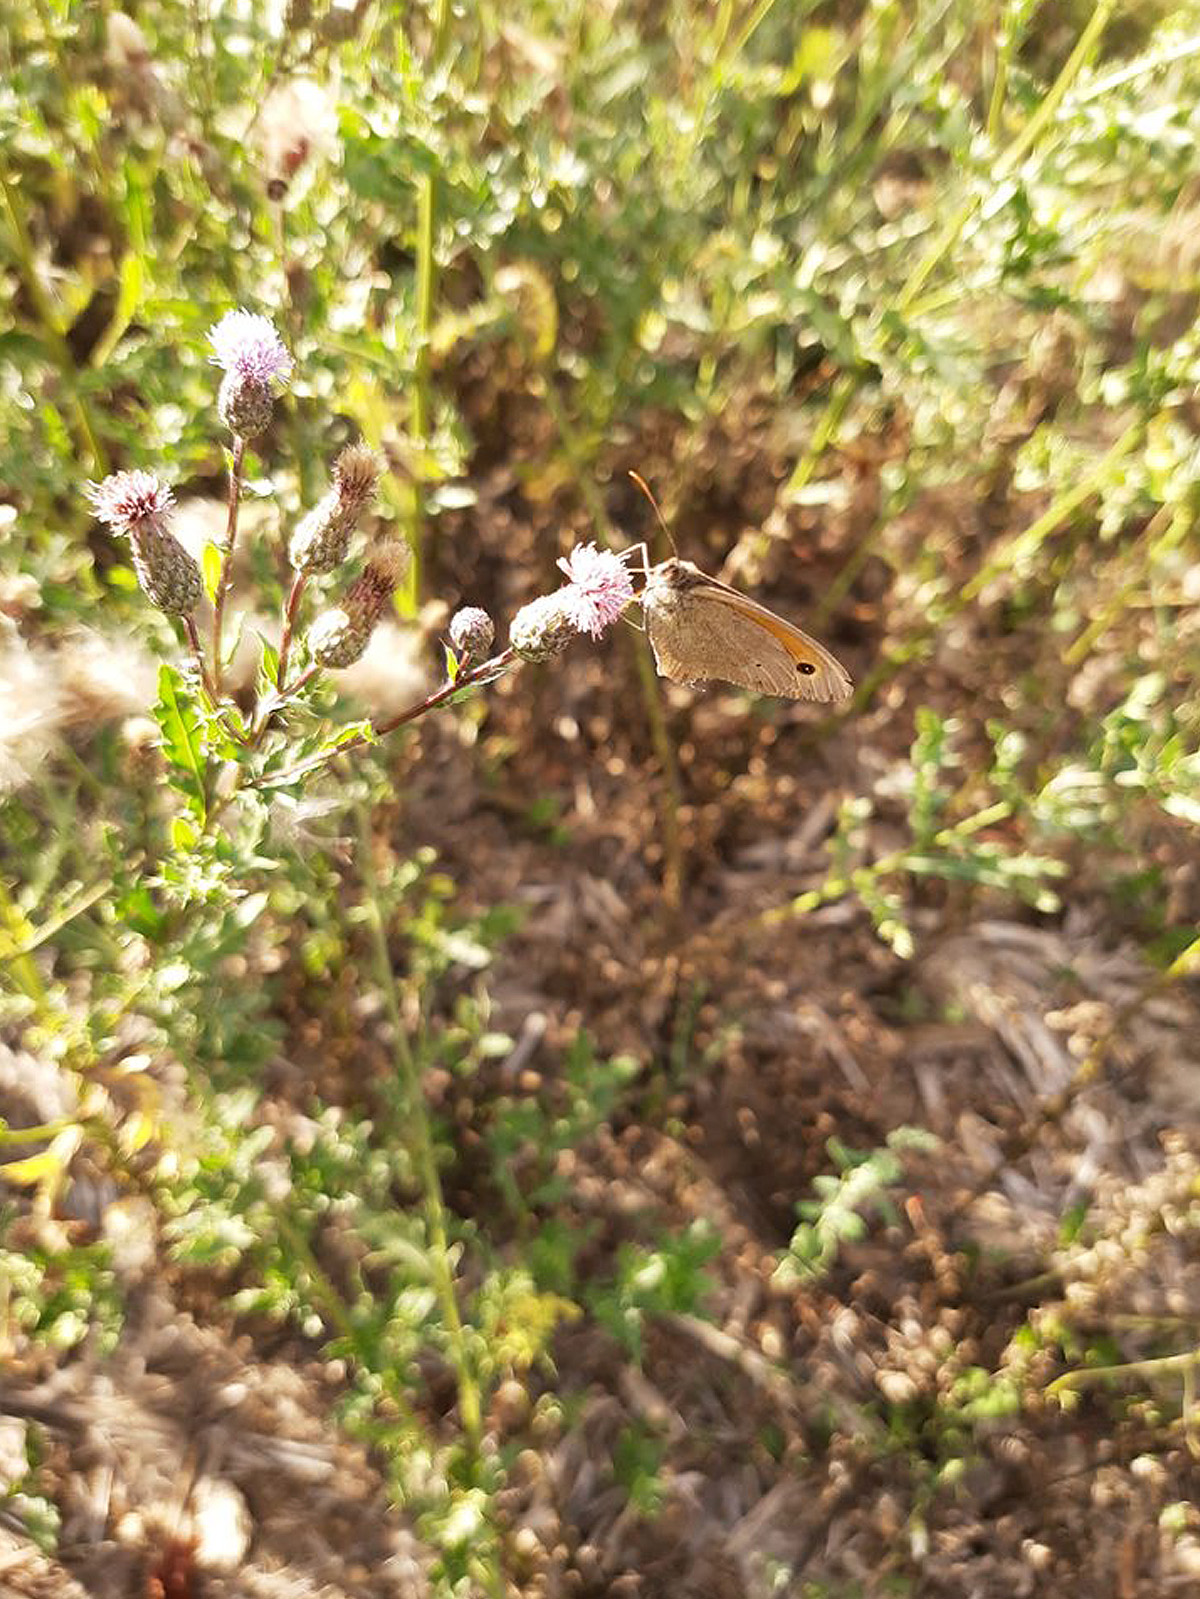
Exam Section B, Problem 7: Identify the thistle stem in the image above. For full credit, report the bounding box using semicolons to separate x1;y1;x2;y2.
254;649;518;789
211;434;246;695
182;612;218;704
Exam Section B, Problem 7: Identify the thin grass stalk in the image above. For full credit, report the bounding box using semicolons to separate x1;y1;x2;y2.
782;0;1116;504
0;167;107;474
408;0;452;591
538;381;686;906
1065;499;1193;665
353;803;484;1458
840;417;1143;715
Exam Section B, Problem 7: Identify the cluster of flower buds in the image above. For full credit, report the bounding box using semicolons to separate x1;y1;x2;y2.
209;310;293;439
307;540;411;668
510;542;633;661
87;302;638;724
86;471;203;615
289;443;382;574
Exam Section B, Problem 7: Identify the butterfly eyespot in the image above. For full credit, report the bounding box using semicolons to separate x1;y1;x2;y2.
798;662;817;676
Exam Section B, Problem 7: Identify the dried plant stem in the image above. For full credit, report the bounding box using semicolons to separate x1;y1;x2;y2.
211;434;247;695
354;803;483;1457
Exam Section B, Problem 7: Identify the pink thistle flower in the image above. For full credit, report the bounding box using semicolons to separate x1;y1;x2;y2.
555;541;634;638
85;470;174;533
207;310;293;386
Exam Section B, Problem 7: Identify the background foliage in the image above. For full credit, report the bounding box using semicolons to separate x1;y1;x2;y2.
3;0;1200;1594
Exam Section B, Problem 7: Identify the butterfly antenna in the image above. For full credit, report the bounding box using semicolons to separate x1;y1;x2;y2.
628;470;678;557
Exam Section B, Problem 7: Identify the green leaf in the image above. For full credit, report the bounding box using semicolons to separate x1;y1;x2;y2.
155;664;207;821
202;542;223;605
258;635;280;691
170;816;198;851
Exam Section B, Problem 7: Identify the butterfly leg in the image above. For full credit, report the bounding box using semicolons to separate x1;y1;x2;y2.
619;541;652;583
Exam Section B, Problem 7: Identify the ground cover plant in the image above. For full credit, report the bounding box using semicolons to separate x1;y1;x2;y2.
2;0;1200;1594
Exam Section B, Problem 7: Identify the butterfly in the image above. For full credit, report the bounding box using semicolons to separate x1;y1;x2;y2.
623;475;852;704
637;555;852;703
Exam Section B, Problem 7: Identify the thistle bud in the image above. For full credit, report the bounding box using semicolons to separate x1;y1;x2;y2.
448;606;494;668
307;539;410;669
289;443;382;575
307;602;373;669
208;310;293;440
129;521;206;614
332;443;382;514
86;471;204;615
510;593;577;663
217;372;275;439
289;491;354;576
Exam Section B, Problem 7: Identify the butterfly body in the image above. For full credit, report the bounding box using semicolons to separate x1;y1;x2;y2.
640;557;852;704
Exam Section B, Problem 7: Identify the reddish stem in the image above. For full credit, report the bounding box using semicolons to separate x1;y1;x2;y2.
256;648;518;789
182;612;218;704
211;434;246;695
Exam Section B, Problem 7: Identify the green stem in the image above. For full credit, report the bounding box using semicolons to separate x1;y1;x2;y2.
182;612;218;705
409;168;438;585
0;1118;73;1147
432;0;452;59
1065;498;1191;665
0;880;48;1005
539;381;686;905
409;0;452;591
1047;1346;1200;1398
0;166;106;473
843;418;1143;714
785;0;1115;499
354;803;483;1457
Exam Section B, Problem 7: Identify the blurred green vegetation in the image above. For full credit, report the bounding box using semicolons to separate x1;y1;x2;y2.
4;0;1200;1590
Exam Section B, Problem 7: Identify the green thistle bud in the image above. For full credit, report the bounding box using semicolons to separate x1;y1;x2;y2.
290;491;354;575
307;539;411;669
130;522;205;615
85;470;203;615
332;442;382;514
308;601;373;668
289;443;383;575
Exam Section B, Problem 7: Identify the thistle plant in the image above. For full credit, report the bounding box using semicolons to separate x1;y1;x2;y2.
76;317;645;1582
85;316;638;822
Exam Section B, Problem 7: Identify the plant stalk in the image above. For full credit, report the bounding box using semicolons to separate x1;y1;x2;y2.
354;803;483;1456
211;434;247;694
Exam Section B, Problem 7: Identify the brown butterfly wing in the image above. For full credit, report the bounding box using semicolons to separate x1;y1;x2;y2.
646;580;851;703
